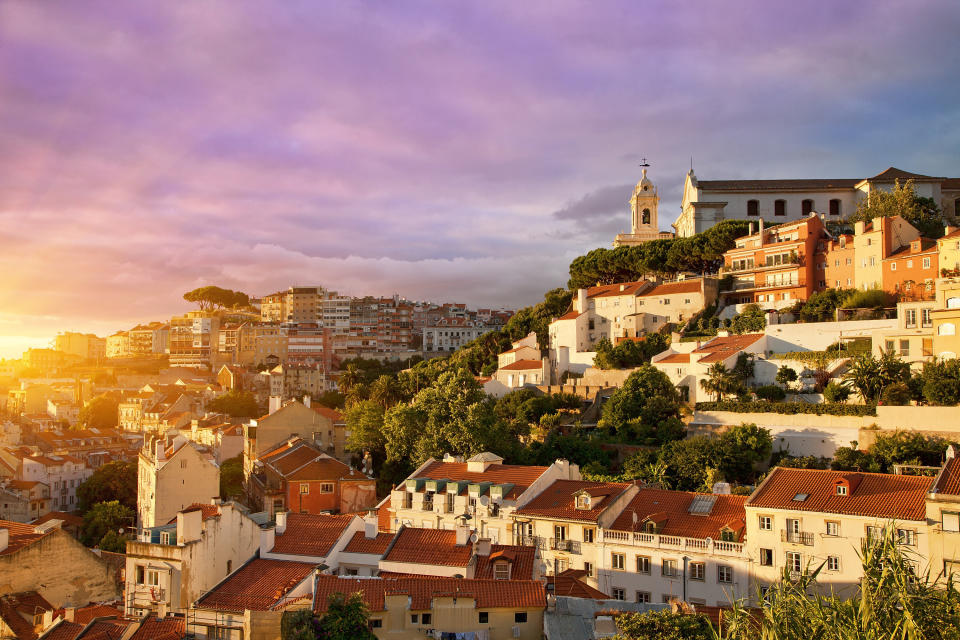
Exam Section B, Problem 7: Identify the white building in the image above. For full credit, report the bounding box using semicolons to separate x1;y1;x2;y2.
19;454;91;512
613;168;675;246
137;435;220;528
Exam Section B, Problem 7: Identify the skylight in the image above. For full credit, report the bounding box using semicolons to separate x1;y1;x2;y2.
792;493;809;502
688;495;717;515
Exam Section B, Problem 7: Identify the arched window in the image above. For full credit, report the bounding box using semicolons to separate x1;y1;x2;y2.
829;199;841;216
774;199;786;216
641;208;651;225
802;199;814;215
747;200;759;217
940;323;956;336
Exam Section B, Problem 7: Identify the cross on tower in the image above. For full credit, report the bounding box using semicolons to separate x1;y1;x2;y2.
639;158;650;168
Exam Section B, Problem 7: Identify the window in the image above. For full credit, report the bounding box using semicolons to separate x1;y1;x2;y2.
147;570;159;586
922;308;932;328
836;485;848;496
636;556;651;574
636;591;651;603
905;308;916;327
891;262;897;271
136;566;145;584
866;525;883;541
923;338;933;357
827;556;840;572
611;552;625;570
514;612;528;624
760;548;773;566
747;200;759;216
900;339;910;357
370;619;383;629
829;199;841;216
923;257;931;269
493;562;510;580
662;559;679;577
786;552;802;573
943;511;960;532
802;199;814;215
718;565;733;583
299;483;309;495
758;515;772;531
886;340;895;353
583;562;593;577
478;612;489;624
612;588;625;601
690;562;705;581
411;614;419;624
345;568;358;576
775;199;786;216
421;613;431;625
554;525;567;541
897;529;916;546
583;527;595;543
574;493;590;509
826;521;839;536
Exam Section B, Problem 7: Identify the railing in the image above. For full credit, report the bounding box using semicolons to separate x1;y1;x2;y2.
601;530;743;556
516;535;542;548
550;538;581;554
130;586;167;604
781;530;815;546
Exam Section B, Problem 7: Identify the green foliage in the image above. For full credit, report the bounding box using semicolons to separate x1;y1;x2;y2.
831;432;954;473
207;390;262;418
727;303;766;334
840;287;897;309
731;352;755;382
790;288;853;322
594;333;670;370
612;609;714;640
77;460;136;512
775;365;798;387
316;592;376;640
95;529;130;554
281;609;318;640
219;455;244;500
770;451;831;469
183;285;250;310
494;389;581;439
522;429;612;469
81;500;134;548
368;375;403;408
568;220;752;289
700;363;743;402
754;384;786;402
657;423;771;491
880;381;912;406
79;394;119;429
843;352;910;403
598;366;685;445
695;400;876;417
822;380;850;403
314;391;345;410
848;178;945;238
921;358;960;405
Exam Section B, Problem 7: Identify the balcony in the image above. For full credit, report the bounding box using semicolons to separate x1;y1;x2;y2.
516;535;542;548
781;530;815;546
550;539;581;554
600;530;743;557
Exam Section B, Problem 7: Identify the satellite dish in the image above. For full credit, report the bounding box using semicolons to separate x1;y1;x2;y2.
469;533;479;543
479;495;489;507
705;537;713;545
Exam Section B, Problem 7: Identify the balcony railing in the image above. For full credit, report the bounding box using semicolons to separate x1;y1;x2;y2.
600;530;743;557
781;530;815;546
550;539;581;554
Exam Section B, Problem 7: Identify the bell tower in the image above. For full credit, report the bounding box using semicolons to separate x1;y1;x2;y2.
630;163;658;234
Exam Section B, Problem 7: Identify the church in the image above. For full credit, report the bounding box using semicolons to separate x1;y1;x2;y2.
612;167;676;247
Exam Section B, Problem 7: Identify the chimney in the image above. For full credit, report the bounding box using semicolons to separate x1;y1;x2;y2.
268;396;282;414
475;537;491;557
854;220;866;235
364;519;378;539
0;528;8;553
155;440;166;463
63;607;75;622
455;524;470;546
276;510;288;535
259;526;275;556
302;394;311;408
176;509;203;544
577;288;587;313
758;218;765;244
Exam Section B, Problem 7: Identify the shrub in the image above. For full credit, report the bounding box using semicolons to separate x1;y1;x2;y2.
695;400;876;417
880;382;912;406
823;380;850;403
754;385;786;402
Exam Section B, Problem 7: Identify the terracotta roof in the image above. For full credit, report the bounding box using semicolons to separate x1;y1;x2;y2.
474;545;536;580
934;456;960;495
553;310;583;322
548;570;609;600
515;480;631;523
657;353;690;364
639;280;702;297
166;503;220;524
196;558;318;612
942;178;960;190
692;334;764;364
128;616;185;640
383;528;472;567
941;226;960;240
609;489;747;541
260;439;364;482
698;178;859;191
312;575;545;613
0;520;54;556
72;605;123;626
0;592;53;640
747;467;933;521
406;461;549;500
342;531;394;555
31;512;83;528
499;359;543;372
884;238;938;258
312;406;344;423
43;621;84;640
74;619;129;640
586;280;649;298
866;167;944;182
271;513;355;557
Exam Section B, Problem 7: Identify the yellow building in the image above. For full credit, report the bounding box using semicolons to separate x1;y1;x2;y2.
926;448;960;582
932;276;960;359
938;226;960;276
853;215;920;290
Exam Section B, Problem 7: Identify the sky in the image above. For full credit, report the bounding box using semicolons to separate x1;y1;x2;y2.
1;0;959;358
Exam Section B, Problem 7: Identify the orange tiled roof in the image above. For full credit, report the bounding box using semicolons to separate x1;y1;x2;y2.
383;528;472;567
312;406;345;423
128;616;185;640
72;604;124;625
657;353;690;364
609;489;747;541
75;619;130;640
166;503;220;525
884;238;938;259
639;280;702;297
474;545;536;580
0;520;54;556
312;575;545;613
0;592;53;640
196;558;318;612
499;359;543;372
407;461;549;500
31;511;83;528
553;310;583;322
515;480;631;523
586;280;649;298
933;456;960;495
747;467;933;520
271;513;355;557
343;531;394;555
692;334;764;364
548;570;609;600
260;439;362;482
43;621;84;640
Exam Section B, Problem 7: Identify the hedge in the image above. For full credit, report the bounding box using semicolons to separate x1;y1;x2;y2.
695;400;876;417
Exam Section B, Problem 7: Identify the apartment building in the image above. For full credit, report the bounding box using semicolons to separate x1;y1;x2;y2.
168;312;220;369
53;332;105;362
138;436;220;528
252;323;288;367
939;226;960;275
105;331;132;359
932;276;960;359
927;447;960;582
882;237;939;299
216;321;256;365
128;322;169;356
16;453;91;512
744;467;934;598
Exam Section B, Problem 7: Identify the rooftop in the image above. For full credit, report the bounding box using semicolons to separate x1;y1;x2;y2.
342;530;394;555
692;333;764;364
499;359;544;372
0;520;55;556
195;558;318;612
382;528;472;567
271;513;355;557
638;280;702;297
609;488;747;541
933;455;960;496
474;545;537;580
404;461;549;500
515;480;631;523
586;280;650;299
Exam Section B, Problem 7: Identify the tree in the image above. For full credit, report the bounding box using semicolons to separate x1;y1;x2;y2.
775;365;798;389
220;455;244;499
316;592;376;640
729;303;766;334
613;609;714;640
79;395;119;429
598;366;684;444
81;500;134;548
368;375;402;408
716;423;772;484
848;178;945;238
345;400;387;457
700;363;740;402
77;460;136;512
822;380;850;403
207;390;262;418
183;285;251;311
338;365;363;394
281;609;318;640
922;358;960;405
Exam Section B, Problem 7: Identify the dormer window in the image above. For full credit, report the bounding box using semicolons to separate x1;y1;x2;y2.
575;494;591;510
493;561;511;580
643;521;657;534
836;484;848;496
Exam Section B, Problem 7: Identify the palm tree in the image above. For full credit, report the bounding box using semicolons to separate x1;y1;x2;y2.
701;362;736;402
369;375;402;408
338;364;363;393
842;354;881;402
